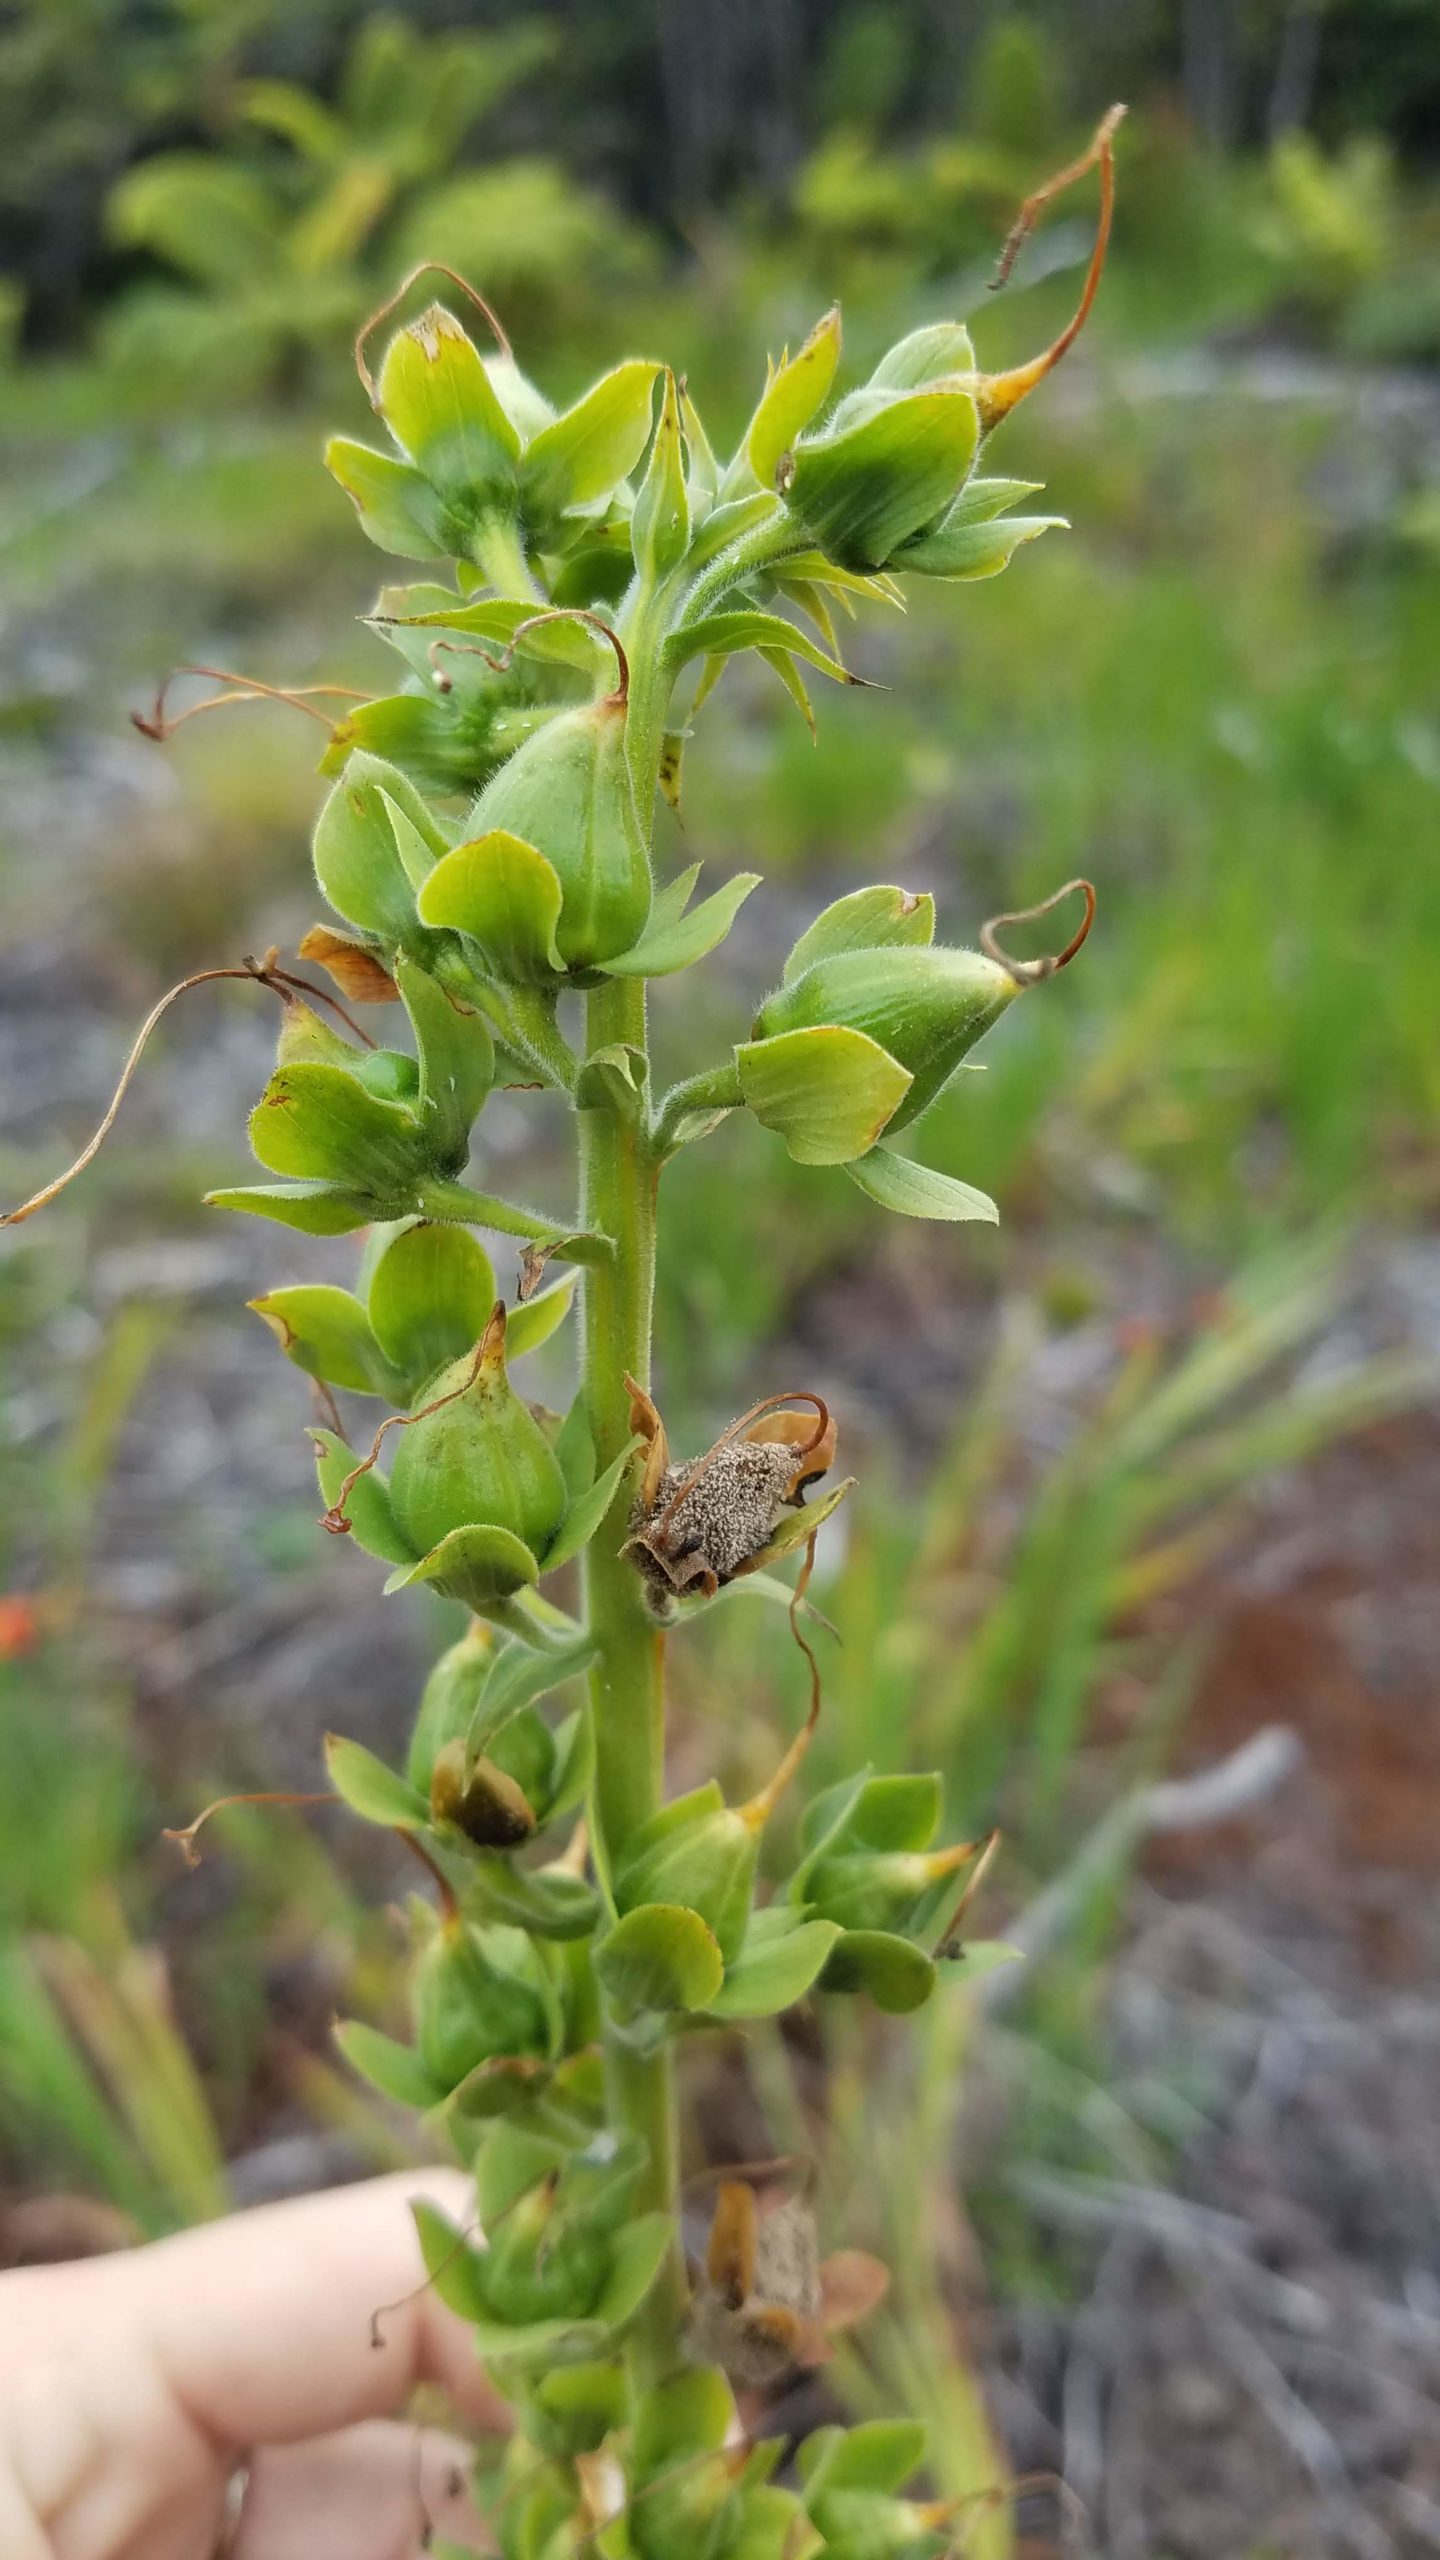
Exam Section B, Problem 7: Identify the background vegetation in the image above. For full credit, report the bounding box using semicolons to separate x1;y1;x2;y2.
2;6;1438;2551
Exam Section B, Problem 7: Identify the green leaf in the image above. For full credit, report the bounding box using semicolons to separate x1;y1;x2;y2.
631;370;689;582
395;955;493;1164
325;437;454;561
206;1181;379;1236
846;1146;998;1223
783;389;979;573
506;1272;578;1360
896;511;1066;580
377;308;520;516
521;360;663;524
736;1026;911;1165
708;1918;842;2019
324;1733;429;1829
745;307;842;490
384;1522;540;1610
801;1771;941;1861
819;1929;937;2014
606;873;760;979
746;1478;854;1572
544;1437;642;1575
594;1905;725;2015
671;610;854;686
249;1283;398;1397
411;2199;491;2323
334;2019;444;2110
312;1428;416;1567
366;1222;497;1387
784;885;936;981
416;831;566;983
313;750;450;941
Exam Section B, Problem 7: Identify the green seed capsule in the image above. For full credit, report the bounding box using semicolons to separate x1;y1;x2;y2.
614;1788;759;1966
387;1304;568;1563
803;1850;940;1935
754;946;1017;1131
478;2179;609;2327
467;689;651;970
413;1917;551;2087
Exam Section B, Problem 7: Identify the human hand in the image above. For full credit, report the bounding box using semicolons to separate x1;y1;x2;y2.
0;2168;506;2560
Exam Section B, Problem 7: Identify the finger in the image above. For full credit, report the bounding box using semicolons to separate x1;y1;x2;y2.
127;2170;509;2450
235;2421;488;2560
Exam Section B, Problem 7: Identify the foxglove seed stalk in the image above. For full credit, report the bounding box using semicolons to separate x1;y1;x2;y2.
5;112;1123;2558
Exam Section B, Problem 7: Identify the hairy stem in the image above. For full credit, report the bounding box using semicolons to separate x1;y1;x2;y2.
578;972;686;2380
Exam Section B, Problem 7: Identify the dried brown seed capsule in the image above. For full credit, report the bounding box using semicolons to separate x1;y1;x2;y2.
622;1384;837;1607
685;2180;887;2389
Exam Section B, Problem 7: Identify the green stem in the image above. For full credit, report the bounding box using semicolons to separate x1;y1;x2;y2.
652;1060;744;1158
577;972;686;2379
471;511;544;604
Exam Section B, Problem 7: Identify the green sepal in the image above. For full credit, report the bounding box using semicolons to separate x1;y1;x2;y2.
366;1222;497;1388
248;1063;422;1189
519;2359;632;2458
248;1283;402;1397
868;320;976;390
799;2420;928;2498
313;750;450;940
605;871;760;980
846;1147;998;1224
744;306;843;489
332;2018;445;2110
406;1624;493;1790
799;1771;943;1865
937;1940;1025;1985
506;1272;578;1359
544;1435;641;1576
670;610;854;687
818;1928;937;2014
939;473;1045;526
573;1043;649;1118
325;436;456;560
633;2365;735;2472
782;389;979;573
376;306;520;526
593;1903;725;2016
896;511;1066;580
417;830;566;983
311;1428;416;1568
631;369;688;582
205;1181;381;1236
521;360;663;527
324;1732;429;1829
468;1635;598;1754
470;1852;600;1940
555;1395;596;1500
395;954;493;1165
410;2203;673;2370
613;1783;757;1965
707;1911;843;2019
784;885;935;981
384;1522;541;1609
735;1026;911;1165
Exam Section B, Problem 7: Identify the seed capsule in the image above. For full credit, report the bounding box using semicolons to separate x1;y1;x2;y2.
387;1303;568;1563
754;945;1017;1132
466;686;651;971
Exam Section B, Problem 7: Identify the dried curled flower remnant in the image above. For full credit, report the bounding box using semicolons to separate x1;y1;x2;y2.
686;2179;888;2388
622;1383;843;1610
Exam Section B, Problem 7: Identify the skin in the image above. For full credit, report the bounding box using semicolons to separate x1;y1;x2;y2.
0;2170;508;2560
